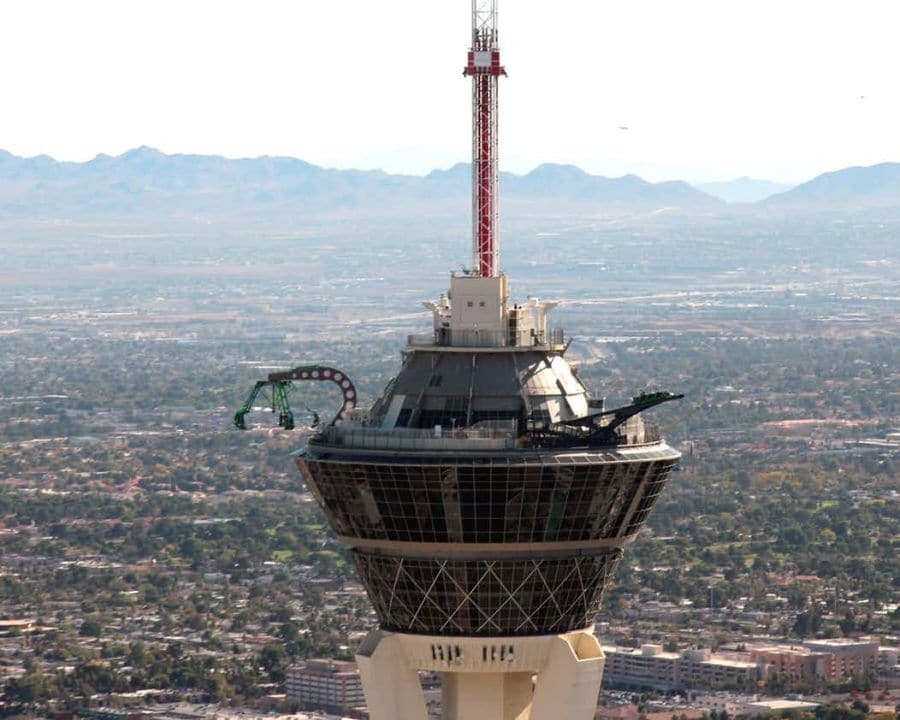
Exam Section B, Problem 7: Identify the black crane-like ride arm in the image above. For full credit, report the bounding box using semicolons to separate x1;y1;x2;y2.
233;365;357;431
595;391;685;431
527;390;684;448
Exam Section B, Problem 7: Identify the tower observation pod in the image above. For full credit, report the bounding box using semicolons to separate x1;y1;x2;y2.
290;3;683;719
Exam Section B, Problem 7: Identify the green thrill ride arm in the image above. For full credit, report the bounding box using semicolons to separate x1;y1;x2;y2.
233;365;356;430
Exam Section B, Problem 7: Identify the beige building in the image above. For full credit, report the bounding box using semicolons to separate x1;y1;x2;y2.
742;700;819;716
749;639;880;684
749;645;829;682
602;645;680;690
0;619;37;636
601;645;764;692
285;659;365;714
595;705;706;720
802;639;878;680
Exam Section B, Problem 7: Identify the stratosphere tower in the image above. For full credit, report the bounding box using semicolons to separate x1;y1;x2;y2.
245;2;683;718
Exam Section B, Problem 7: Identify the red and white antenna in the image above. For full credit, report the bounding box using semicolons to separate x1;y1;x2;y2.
464;0;506;278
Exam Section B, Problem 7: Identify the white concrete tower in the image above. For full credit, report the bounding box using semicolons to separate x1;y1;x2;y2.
294;2;682;718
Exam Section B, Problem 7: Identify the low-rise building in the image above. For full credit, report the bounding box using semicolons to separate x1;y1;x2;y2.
602;645;680;690
802;638;879;680
749;645;829;682
741;700;819;717
749;639;880;684
285;659;365;714
877;645;899;679
596;705;705;720
601;645;765;692
0;618;37;636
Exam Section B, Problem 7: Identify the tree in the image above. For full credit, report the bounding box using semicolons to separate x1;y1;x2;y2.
839;611;856;635
258;643;288;682
128;640;147;668
79;618;102;638
793;609;822;637
849;700;869;715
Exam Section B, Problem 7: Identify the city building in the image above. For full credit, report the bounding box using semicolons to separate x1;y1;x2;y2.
105;704;357;720
741;700;820;717
748;645;830;683
601;645;680;690
692;692;760;717
877;645;899;679
595;705;705;720
749;639;879;683
0;618;37;637
802;638;879;680
285;660;365;714
678;649;764;691
601;645;765;692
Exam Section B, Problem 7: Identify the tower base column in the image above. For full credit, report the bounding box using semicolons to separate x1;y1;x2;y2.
531;631;605;720
355;628;604;720
356;630;429;720
443;671;533;720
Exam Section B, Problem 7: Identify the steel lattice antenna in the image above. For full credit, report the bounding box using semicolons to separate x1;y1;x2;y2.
464;0;506;277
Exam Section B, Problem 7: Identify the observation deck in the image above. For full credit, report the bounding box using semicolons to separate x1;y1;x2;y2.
296;270;681;638
299;411;679;637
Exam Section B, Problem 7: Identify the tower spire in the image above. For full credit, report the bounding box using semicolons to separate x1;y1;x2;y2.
464;0;506;277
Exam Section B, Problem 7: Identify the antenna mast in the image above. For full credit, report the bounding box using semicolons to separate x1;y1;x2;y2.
464;0;506;278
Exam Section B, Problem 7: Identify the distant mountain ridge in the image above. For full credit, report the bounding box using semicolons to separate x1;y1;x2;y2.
763;162;900;211
0;148;722;221
0;148;897;221
697;177;792;204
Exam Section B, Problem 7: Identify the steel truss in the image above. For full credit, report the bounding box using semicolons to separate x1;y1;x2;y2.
353;549;622;636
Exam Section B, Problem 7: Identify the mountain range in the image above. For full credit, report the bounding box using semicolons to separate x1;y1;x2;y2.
697;177;792;204
0;147;897;222
761;162;900;212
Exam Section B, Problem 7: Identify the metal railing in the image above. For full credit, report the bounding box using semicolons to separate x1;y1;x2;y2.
524;419;664;449
315;419;661;452
316;420;519;452
407;328;566;349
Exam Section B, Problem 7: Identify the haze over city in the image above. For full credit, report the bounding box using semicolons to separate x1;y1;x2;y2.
2;0;899;183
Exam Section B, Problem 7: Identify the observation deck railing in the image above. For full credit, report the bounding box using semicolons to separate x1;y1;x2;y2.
407;327;566;350
315;418;662;453
525;419;662;449
316;421;519;452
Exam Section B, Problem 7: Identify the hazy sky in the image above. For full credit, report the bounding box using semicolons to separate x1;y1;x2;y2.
1;0;898;183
